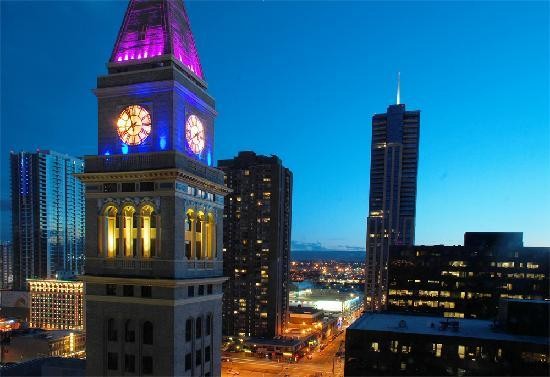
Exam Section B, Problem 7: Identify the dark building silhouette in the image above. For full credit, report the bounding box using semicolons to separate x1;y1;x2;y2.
80;0;230;375
344;300;550;376
365;97;420;310
387;232;549;319
219;151;292;338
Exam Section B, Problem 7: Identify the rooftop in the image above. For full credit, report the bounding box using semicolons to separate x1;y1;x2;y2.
349;312;548;345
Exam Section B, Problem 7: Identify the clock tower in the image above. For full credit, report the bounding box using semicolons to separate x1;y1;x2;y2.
78;1;229;376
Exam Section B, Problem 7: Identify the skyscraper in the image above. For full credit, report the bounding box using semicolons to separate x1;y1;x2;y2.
219;151;292;338
365;81;420;310
10;150;85;290
0;242;13;289
78;1;229;375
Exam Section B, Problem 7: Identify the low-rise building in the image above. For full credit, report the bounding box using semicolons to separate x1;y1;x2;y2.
388;232;549;319
290;288;363;317
1;329;85;363
345;300;549;376
28;279;83;330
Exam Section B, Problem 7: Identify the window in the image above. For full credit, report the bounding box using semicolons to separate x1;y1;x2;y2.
206;314;212;336
196;349;202;366
107;318;117;341
196;317;202;338
143;321;153;345
458;345;465;359
103;183;118;193
205;346;211;362
198;285;205;296
106;284;117;296
107;352;118;370
142;356;153;374
123;285;134;297
185;241;191;259
207;284;213;295
188;286;194;297
141;286;152;298
140;182;155;192
125;320;135;342
121;183;135;192
186;319;193;342
185;353;192;370
434;343;442;357
124;354;135;373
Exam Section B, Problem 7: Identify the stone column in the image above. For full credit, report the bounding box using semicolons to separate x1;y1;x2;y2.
191;219;196;260
117;214;124;257
98;215;104;256
136;215;142;258
154;214;161;258
201;219;207;260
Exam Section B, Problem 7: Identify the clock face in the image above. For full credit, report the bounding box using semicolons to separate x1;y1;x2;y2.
185;114;205;154
116;105;152;145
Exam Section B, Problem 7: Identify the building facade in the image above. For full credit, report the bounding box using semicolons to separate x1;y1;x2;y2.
387;232;549;319
79;1;229;375
1;329;85;363
365;102;420;310
28;279;84;330
219;151;292;338
1;242;13;289
10;150;85;290
345;301;550;376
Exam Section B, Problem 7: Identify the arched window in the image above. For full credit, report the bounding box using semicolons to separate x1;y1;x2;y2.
103;206;118;257
195;212;205;259
141;205;157;258
107;318;117;341
125;319;135;342
195;317;202;339
185;210;194;259
185;318;193;342
143;321;153;345
122;205;136;257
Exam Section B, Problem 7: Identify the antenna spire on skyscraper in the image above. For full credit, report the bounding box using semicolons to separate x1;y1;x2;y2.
396;71;401;105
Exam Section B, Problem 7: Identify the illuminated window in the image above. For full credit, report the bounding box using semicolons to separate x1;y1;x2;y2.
458;345;465;359
371;342;379;352
103;205;119;257
140;205;157;258
122;205;136;257
433;343;442;357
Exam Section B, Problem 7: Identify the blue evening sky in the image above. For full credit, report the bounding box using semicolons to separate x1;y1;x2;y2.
1;1;549;248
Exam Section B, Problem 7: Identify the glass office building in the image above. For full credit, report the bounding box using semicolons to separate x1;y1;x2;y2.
11;150;85;289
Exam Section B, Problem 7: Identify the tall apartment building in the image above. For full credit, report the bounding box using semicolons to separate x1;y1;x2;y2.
219;151;292;338
79;1;229;375
1;242;14;289
10;150;85;290
28;279;84;330
387;232;549;319
365;94;420;310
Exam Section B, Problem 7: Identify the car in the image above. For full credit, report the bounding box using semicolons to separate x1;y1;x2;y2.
307;354;313;360
222;357;231;362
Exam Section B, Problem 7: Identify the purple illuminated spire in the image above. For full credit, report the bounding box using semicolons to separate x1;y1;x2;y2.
110;0;204;79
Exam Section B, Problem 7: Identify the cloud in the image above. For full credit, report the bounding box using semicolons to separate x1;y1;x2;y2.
291;241;365;251
291;241;328;251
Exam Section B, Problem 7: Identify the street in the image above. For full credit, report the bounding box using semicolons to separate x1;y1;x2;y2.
222;331;345;377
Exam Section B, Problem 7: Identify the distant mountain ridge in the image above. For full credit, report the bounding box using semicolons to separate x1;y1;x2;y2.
291;249;365;262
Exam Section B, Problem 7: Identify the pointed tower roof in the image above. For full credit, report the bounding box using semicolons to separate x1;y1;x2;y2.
110;0;204;79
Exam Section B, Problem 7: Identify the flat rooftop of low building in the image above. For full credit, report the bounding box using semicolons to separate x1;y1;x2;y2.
291;289;362;302
12;328;82;340
290;306;322;315
245;337;302;347
349;313;548;345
